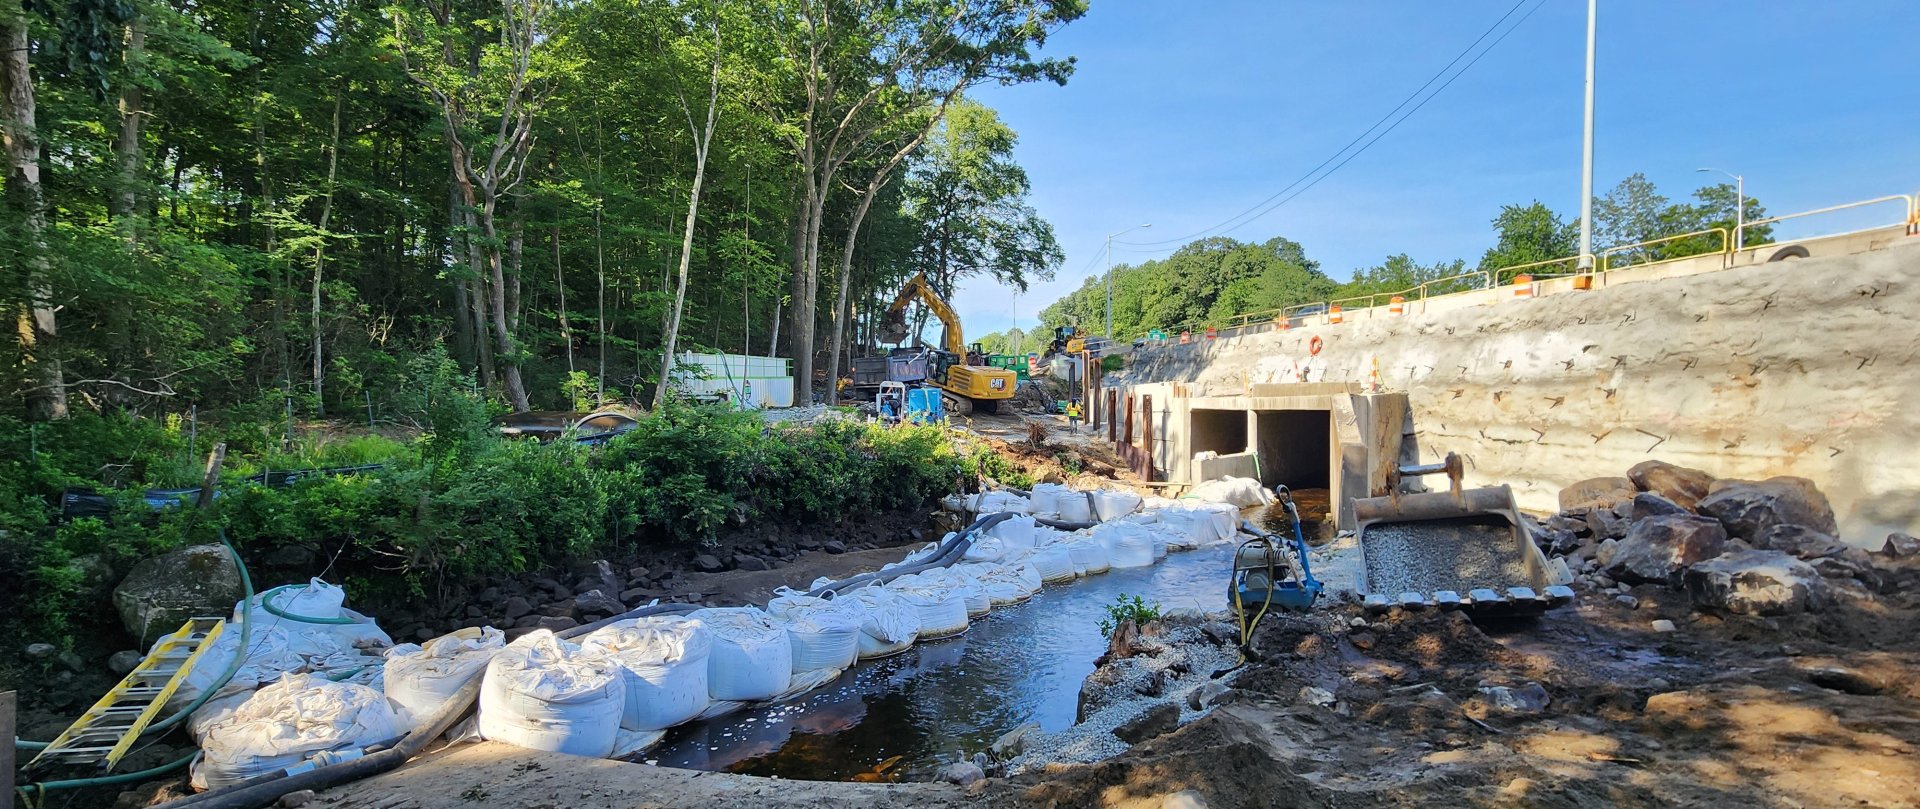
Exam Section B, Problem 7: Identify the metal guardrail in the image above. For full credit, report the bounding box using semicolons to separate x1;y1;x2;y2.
1115;191;1917;351
1598;227;1729;272
1736;194;1915;251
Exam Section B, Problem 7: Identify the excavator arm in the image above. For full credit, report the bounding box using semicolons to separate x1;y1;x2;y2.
878;272;967;356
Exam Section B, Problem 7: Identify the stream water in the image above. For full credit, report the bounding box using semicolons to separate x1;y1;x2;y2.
647;540;1237;782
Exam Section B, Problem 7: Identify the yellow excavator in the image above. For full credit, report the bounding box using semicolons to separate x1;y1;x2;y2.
878;272;1018;414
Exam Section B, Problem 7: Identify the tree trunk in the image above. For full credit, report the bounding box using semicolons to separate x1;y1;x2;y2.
551;224;572;373
110;15;145;223
447;171;475;367
480;204;531;411
594;203;606;402
654;17;720;409
310;89;343;414
2;2;66;419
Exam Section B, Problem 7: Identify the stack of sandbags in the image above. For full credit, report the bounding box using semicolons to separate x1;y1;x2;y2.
478;630;623;757
886;574;971;638
580;616;712;732
383;627;505;727
191;672;403;790
688;608;792;701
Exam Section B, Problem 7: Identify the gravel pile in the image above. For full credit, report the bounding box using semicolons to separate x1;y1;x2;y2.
1005;623;1238;774
1362;517;1530;595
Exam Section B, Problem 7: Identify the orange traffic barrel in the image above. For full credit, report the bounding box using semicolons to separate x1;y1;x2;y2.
1205;326;1218;340
1513;274;1535;299
1179;330;1191;344
1329;305;1344;324
1389;296;1405;316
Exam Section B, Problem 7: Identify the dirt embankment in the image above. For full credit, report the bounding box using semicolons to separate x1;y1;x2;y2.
1003;564;1920;809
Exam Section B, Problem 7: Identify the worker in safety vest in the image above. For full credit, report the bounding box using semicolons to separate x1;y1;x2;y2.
1066;400;1081;432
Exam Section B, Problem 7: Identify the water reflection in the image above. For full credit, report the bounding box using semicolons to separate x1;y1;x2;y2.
648;541;1236;781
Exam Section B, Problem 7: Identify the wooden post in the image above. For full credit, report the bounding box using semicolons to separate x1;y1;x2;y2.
2;690;16;809
1141;395;1154;482
194;442;227;511
1106;389;1117;441
1124;393;1135;445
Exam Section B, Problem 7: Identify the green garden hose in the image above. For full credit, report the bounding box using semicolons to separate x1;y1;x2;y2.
257;584;360;625
15;752;196;808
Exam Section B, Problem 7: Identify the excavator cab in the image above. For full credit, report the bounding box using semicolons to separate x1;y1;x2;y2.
1049;326;1086;356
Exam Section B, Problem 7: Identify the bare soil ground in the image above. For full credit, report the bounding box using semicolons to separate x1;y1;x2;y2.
1004;567;1920;809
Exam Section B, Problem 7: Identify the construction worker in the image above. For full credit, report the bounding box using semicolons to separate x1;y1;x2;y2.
1066;399;1082;433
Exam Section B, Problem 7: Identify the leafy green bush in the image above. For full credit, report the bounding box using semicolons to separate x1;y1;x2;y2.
962;443;1034;488
1098;593;1163;638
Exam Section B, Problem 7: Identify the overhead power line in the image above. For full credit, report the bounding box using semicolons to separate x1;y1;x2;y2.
1118;0;1546;251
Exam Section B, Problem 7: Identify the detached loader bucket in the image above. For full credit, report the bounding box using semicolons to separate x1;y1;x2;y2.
1353;484;1574;617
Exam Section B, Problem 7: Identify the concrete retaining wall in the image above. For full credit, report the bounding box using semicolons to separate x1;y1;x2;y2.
1117;236;1920;547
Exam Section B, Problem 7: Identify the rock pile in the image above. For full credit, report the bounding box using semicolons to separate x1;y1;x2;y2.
1535;461;1904;616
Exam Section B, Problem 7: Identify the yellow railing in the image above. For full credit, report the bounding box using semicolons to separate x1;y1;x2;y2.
1489;256;1582;286
1736;194;1916;250
1414;270;1491;300
1598;227;1729;272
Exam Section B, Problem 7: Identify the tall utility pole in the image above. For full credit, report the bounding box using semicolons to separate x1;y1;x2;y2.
1103;223;1151;338
1576;0;1597;269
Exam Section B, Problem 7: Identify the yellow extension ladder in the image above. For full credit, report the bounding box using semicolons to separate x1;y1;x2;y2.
27;616;226;773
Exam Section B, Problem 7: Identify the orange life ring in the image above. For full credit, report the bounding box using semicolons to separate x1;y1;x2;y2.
1308;336;1324;356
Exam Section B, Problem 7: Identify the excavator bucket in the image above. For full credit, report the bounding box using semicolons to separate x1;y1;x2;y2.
1351;484;1574;617
878;309;909;345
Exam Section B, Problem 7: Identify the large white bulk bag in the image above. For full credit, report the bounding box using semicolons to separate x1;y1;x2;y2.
1095;523;1156;569
1189;502;1242;541
881;541;945;572
766;589;862;672
383;627;505;726
191;673;403;791
236;578;392;657
974;562;1042;605
970;491;1029;514
1090;490;1144;522
888;576;970;638
1186;476;1275;508
842;586;919;659
986;514;1037;552
1024;545;1077;583
173;625;301;712
581;616;712;731
1056;492;1093;522
1027;483;1070;516
688;608;791;701
478;631;623;757
962;535;1006;564
934;568;992;617
1068;539;1110;575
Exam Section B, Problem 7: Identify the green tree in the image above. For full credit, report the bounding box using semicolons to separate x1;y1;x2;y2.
1478;201;1577;274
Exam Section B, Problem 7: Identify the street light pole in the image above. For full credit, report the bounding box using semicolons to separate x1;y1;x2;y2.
1577;0;1597;270
1103;223;1151;339
1697;167;1744;250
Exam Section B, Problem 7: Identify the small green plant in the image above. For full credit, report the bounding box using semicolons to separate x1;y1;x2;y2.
1100;354;1125;373
1056;453;1083;476
1098;593;1162;638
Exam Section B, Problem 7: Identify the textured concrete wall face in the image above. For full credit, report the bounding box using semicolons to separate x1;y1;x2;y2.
1120;240;1920;546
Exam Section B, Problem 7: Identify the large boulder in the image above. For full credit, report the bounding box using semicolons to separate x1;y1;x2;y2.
1629;493;1690;522
112;544;245;646
1696;477;1837;542
1606;515;1729;585
1753;525;1851;561
1684;549;1828;615
1559;477;1636;512
1627;461;1715;510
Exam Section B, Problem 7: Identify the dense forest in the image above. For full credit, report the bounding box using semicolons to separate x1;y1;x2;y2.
0;0;1080;426
977;173;1770;354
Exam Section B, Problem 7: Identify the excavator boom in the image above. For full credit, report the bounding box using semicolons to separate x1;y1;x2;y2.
879;272;967;356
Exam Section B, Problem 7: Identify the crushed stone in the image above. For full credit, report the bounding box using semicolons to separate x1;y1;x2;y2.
1362;517;1529;595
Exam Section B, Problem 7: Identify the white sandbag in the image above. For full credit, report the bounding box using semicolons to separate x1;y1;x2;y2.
841;586;919;659
962;535;1006;564
1056;491;1093;523
382;627;505;726
1094;522;1156;569
935;567;992;616
1150;509;1212;549
688;608;791;701
881;541;944;572
1090;489;1144;522
1024;545;1077;583
1185;476;1275;508
236;578;392;657
1188;502;1242;541
970;490;1029;514
581;616;712;731
478;630;623;757
191;672;403;791
986;513;1037;552
767;588;863;673
974;562;1042;605
887;576;970;638
1068;539;1110;575
1027;483;1070;516
172;625;302;712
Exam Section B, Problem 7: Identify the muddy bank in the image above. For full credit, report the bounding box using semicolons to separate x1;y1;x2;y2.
999;564;1920;809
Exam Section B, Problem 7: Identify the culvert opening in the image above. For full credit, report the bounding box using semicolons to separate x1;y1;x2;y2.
1256;409;1333;542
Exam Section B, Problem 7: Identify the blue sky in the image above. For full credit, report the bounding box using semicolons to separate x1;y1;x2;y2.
955;1;1920;338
